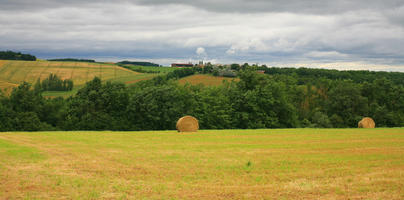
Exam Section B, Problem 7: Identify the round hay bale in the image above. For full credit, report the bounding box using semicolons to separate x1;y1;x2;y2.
176;116;199;132
358;117;375;128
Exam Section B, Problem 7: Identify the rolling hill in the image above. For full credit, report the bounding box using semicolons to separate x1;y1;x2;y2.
0;60;157;96
178;74;238;86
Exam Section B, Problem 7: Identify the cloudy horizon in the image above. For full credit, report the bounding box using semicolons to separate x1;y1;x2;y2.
1;0;404;71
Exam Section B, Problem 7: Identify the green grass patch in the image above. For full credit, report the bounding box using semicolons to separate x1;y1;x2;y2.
0;138;45;161
42;88;80;98
122;65;177;73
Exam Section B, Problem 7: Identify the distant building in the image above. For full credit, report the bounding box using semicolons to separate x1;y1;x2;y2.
171;63;194;67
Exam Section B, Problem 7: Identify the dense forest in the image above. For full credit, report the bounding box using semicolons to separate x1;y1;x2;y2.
0;65;403;131
0;51;36;61
48;58;96;62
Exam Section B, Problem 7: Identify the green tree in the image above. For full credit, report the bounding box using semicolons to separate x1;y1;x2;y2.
127;83;196;130
311;111;332;128
64;77;130;130
9;82;43;113
327;81;368;127
192;85;234;129
230;63;240;71
231;70;298;128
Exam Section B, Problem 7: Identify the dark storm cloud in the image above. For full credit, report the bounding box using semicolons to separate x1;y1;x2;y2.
134;0;404;14
2;0;403;14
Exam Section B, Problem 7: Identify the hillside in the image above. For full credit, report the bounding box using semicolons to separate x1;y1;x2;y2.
0;60;157;95
1;64;404;130
119;64;178;73
178;74;238;86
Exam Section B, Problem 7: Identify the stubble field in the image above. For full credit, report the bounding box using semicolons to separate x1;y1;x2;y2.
178;74;238;86
0;129;403;199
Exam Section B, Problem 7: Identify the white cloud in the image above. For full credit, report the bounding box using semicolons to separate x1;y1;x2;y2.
196;47;206;56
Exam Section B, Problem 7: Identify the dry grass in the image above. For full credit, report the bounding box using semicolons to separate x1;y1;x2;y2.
0;80;18;95
178;74;238;86
0;60;6;68
0;129;404;199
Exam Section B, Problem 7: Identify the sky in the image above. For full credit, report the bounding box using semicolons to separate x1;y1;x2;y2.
1;0;404;71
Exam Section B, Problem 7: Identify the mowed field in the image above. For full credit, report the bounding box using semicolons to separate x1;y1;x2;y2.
179;74;239;86
0;129;403;199
0;60;157;95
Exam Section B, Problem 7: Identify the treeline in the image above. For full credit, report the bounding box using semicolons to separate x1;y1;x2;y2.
34;74;73;92
0;51;36;61
261;67;404;86
48;58;96;62
118;65;160;74
1;67;403;131
117;61;160;67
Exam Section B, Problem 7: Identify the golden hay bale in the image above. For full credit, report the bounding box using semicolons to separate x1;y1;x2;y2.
358;117;375;128
176;116;199;132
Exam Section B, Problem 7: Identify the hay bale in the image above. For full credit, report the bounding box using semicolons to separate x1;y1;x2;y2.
176;116;199;132
358;117;375;128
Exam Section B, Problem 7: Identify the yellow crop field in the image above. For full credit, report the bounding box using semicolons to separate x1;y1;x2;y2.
0;60;6;68
179;74;238;86
0;60;156;95
0;129;403;199
0;80;18;95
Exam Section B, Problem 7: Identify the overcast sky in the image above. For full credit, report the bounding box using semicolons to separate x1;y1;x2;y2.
1;0;404;70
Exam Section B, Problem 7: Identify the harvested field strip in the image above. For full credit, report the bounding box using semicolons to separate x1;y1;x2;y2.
70;62;77;79
0;60;6;67
5;62;22;83
0;62;13;81
0;129;403;199
35;62;51;82
124;73;159;84
86;64;90;82
179;74;239;86
0;61;8;72
49;62;62;80
22;62;35;82
0;80;18;94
